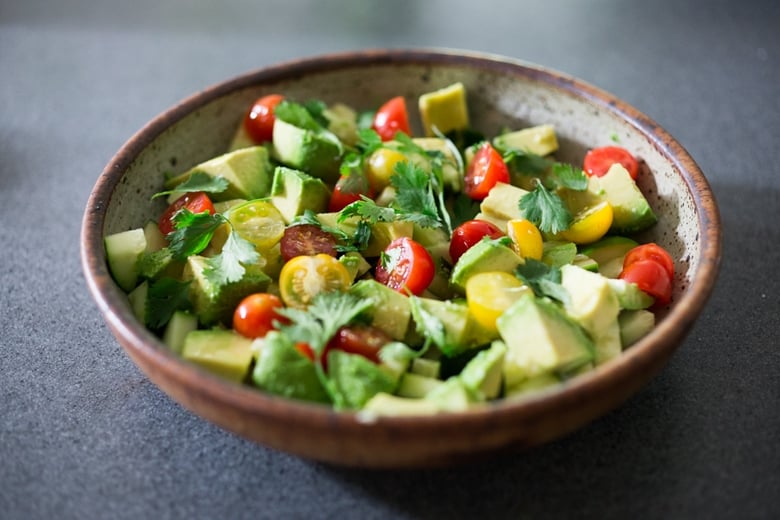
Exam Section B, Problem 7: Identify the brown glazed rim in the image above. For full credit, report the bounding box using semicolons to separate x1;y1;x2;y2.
81;49;721;442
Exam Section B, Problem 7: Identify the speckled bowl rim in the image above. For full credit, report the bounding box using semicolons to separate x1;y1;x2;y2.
81;48;721;465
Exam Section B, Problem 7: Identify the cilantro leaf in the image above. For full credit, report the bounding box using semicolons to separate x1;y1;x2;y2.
450;193;481;228
548;163;587;191
514;259;570;305
518;181;572;235
355;128;384;154
390;161;445;230
204;230;260;287
303;99;330;128
339;196;396;225
408;296;447;352
273;100;323;132
500;147;553;176
145;277;192;329
151;172;228;199
167;209;225;260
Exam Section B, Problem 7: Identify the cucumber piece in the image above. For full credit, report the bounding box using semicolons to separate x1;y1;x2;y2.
162;311;198;354
619;309;656;347
410;358;441;379
397;372;443;398
105;228;147;292
127;281;148;323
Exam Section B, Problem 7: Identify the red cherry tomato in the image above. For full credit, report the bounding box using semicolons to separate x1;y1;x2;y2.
323;325;391;368
243;94;285;143
619;259;672;305
623;243;675;279
232;293;288;339
374;237;435;296
372;96;411;141
328;174;374;212
449;219;504;264
583;146;640;180
279;224;338;262
464;142;510;200
295;342;316;361
158;191;215;236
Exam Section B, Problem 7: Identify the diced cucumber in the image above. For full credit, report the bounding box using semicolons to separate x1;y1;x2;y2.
162;311;199;354
105;228;147;292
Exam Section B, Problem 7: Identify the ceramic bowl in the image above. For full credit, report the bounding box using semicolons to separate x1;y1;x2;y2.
81;49;721;468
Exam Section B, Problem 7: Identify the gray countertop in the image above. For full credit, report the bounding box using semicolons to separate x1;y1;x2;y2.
2;0;778;518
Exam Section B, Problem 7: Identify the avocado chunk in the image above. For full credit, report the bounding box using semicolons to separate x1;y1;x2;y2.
162;310;198;354
410;357;441;378
227;122;257;152
396;372;443;398
164;146;273;202
182;255;271;326
479;182;528;227
424;377;475;411
181;329;254;383
505;372;560;399
378;341;418;379
492;124;559;156
272;118;342;184
348;280;412;341
586;163;657;234
607;278;655;309
580;236;639;278
410;137;463;192
542;241;578;268
361;392;441;417
450;237;523;293
410;296;498;356
252;331;331;404
618;309;655;347
460;340;507;400
497;293;595;387
327;350;398;410
105;227;147;292
316;212;414;258
270;166;331;224
323;103;359;146
418;82;469;137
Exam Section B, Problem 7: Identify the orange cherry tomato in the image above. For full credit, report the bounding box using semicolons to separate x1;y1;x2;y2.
328;174;374;212
243;94;285;143
619;259;672;305
232;293;288;339
372;96;411;141
623;243;675;279
464;142;510;200
158;191;215;236
449;219;504;264
583;145;639;180
374;237;435;296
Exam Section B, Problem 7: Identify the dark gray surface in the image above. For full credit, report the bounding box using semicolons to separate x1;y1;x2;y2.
1;0;778;518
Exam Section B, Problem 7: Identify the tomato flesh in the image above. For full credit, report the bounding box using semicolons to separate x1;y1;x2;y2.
243;94;284;143
449;219;504;264
464;142;510;200
280;224;338;262
619;259;672;305
158;191;215;236
328;174;374;212
233;293;287;339
374;237;435;296
583;145;639;180
623;243;675;279
372;96;411;141
324;325;391;367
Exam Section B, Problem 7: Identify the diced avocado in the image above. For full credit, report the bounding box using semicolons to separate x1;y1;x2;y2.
474;211;509;231
479;182;528;224
105;227;147;292
378;341;417;380
361;392;441;417
252;331;330;403
411;137;463;192
619;309;656;347
323;103;359;146
505;372;560;399
492;124;559;156
349;279;411;341
328;350;398;410
410;357;441;379
418;82;469;137
590;164;657;234
183;255;271;326
270;166;331;224
580;236;639;278
410;297;498;356
339;251;371;282
460;340;507;400
127;280;148;323
608;278;655;309
572;253;599;272
138;248;183;281
162;310;198;354
227;121;256;152
181;329;254;383
143;220;167;252
397;372;443;398
164;146;273;202
592;319;623;364
497;293;595;387
364;220;415;257
424;377;475;412
542;241;578;268
450;237;523;293
272;118;342;183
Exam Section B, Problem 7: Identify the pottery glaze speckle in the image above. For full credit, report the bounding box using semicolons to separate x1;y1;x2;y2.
82;49;721;468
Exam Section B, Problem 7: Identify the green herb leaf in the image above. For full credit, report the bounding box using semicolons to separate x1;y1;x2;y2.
514;259;570;305
151;172;228;199
390;161;444;229
408;296;447;351
355;128;384;154
339;197;396;225
145;277;192;329
303;99;330;128
357;110;376;130
500;147;553;176
274;100;323;132
549;163;588;191
450;193;481;228
518;181;572;235
204;230;260;287
167;209;225;260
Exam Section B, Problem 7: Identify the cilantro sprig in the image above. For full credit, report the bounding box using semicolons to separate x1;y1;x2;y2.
519;180;572;235
145;277;192;329
514;259;570;305
151;172;229;200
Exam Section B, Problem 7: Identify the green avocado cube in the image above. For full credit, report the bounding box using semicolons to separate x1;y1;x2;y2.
449;237;523;293
328;350;398;410
181;329;254;383
349;280;412;341
270;166;331;224
272;119;343;184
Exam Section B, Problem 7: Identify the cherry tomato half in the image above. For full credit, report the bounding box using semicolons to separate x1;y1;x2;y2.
278;254;351;309
623;243;675;279
372;96;411;142
280;224;338;262
583;145;640;180
619;259;672;305
323;325;391;368
464;142;510;200
243;94;285;143
233;293;287;339
158;191;215;236
374;237;435;296
449;219;504;264
328;174;374;212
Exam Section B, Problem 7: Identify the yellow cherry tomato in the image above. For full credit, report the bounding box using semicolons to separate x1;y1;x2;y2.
278;254;351;308
227;199;286;252
466;272;531;332
559;201;613;245
506;219;544;260
366;148;407;192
